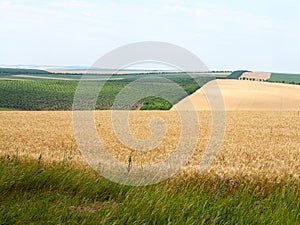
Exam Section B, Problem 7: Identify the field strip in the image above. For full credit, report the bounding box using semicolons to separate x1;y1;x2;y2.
81;77;124;80
172;79;300;111
11;74;125;81
0;110;299;181
46;69;156;74
12;74;74;80
239;72;271;81
0;77;25;81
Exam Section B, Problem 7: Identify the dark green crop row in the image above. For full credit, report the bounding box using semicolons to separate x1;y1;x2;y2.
0;76;208;111
0;68;50;75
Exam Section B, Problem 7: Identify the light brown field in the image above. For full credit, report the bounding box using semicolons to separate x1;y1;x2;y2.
0;110;299;182
46;69;158;74
173;80;300;111
11;74;124;81
239;72;271;81
12;75;74;80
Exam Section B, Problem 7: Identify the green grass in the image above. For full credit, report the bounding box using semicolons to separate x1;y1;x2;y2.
268;73;300;84
0;155;299;224
0;74;211;110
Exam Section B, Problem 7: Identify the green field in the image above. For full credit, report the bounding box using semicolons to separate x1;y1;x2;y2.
0;70;229;81
0;68;50;75
1;69;299;111
227;70;249;79
0;156;299;225
1;69;299;224
0;74;215;110
268;73;300;84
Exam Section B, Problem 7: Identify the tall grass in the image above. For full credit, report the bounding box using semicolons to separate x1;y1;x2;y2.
0;155;299;225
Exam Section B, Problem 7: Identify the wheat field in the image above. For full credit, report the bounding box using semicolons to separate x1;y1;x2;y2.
1;110;299;182
172;80;300;111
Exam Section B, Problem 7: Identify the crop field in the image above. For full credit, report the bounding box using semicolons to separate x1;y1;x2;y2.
0;77;299;224
0;110;299;224
0;68;50;75
239;72;271;81
0;73;217;110
173;80;300;111
225;70;300;85
268;73;300;84
0;110;299;181
226;70;249;79
0;71;229;81
0;69;230;112
0;79;194;110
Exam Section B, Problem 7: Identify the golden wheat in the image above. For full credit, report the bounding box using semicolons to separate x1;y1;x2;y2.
0;110;299;182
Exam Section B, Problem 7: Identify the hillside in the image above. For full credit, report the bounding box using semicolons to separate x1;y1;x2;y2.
0;67;50;75
172;79;300;111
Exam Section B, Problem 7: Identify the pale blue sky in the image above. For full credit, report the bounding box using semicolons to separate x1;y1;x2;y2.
0;0;300;72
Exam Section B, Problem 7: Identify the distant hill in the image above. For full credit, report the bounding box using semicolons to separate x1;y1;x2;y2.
227;70;250;79
227;71;300;85
172;79;300;111
0;68;50;75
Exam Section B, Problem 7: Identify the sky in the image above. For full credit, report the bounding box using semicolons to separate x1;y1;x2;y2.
0;0;300;72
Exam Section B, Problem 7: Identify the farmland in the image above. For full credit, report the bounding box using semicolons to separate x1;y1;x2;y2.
268;73;300;84
225;70;300;85
0;71;299;224
173;79;300;111
0;73;216;110
0;110;299;224
1;110;299;180
2;0;300;222
226;70;249;79
0;68;50;75
239;72;271;81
